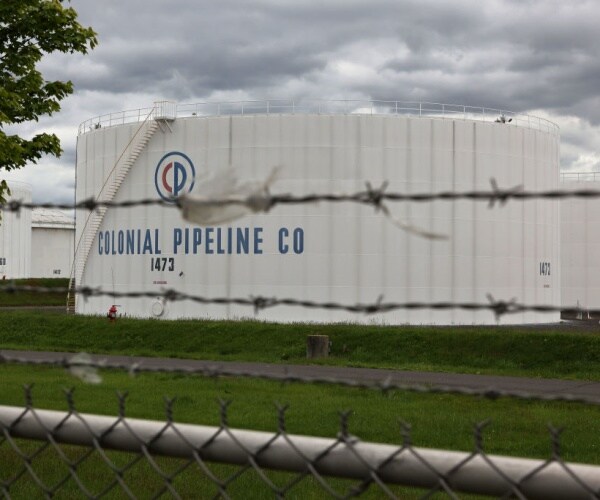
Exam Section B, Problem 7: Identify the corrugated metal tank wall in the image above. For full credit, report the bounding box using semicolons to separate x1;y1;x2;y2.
560;180;600;314
31;228;75;278
0;182;32;279
76;114;560;323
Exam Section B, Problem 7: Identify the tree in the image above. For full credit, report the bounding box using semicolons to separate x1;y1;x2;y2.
0;0;97;206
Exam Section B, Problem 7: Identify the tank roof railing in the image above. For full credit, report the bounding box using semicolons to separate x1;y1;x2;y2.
560;172;600;182
78;99;560;136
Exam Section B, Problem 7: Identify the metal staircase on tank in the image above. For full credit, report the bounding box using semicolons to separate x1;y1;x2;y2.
66;115;160;314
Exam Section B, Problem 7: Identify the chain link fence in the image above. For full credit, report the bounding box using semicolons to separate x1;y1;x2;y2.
0;356;599;499
0;386;599;499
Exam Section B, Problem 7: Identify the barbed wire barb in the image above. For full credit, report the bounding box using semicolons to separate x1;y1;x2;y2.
488;178;524;208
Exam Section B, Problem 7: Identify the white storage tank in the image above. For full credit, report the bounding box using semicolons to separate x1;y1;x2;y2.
74;101;560;324
0;181;32;279
31;208;75;278
560;173;600;318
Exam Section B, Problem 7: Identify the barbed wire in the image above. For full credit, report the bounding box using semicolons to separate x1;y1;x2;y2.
0;284;584;321
4;284;597;407
4;179;600;217
1;351;599;407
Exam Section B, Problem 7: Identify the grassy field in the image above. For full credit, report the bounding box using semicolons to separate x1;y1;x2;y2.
1;310;600;380
1;363;599;499
0;278;69;306
1;304;599;496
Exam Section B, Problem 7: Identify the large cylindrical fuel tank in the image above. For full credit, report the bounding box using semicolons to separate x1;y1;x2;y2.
75;102;560;324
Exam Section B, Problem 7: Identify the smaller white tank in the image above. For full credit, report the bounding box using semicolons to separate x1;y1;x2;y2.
31;208;75;278
0;181;32;279
560;175;600;317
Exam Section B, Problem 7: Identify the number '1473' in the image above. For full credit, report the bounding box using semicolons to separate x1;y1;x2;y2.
539;262;551;276
151;257;174;272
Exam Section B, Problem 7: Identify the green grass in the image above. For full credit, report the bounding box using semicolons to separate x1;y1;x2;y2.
1;364;598;499
0;278;68;306
1;310;600;380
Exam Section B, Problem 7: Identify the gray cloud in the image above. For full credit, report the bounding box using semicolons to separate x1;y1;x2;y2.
5;0;600;201
56;0;599;121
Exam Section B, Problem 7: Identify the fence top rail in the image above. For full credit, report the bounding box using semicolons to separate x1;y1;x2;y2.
78;99;560;136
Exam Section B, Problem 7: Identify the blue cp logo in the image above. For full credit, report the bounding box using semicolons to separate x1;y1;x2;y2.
154;151;196;202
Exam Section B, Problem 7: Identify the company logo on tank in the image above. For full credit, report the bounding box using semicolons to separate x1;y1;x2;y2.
154;151;196;201
97;151;305;257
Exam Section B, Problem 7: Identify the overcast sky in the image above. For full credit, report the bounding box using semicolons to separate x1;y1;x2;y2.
5;0;600;203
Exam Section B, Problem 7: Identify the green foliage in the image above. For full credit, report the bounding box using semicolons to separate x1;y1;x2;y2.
0;0;97;204
0;364;598;498
0;278;68;305
2;310;600;380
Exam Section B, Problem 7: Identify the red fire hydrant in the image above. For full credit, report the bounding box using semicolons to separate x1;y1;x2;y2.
107;304;118;322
